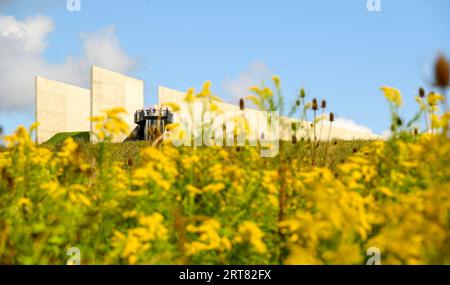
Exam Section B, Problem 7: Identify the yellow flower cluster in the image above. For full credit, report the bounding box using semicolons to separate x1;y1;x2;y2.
0;79;449;265
185;219;231;256
234;221;267;254
91;107;129;141
111;213;168;264
381;86;403;107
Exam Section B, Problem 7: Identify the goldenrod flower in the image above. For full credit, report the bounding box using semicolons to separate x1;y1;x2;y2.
17;197;33;208
235;221;267;254
380;86;402;107
272;75;281;87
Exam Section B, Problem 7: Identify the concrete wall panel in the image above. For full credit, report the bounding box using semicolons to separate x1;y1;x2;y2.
35;77;90;144
36;68;377;145
91;66;144;142
158;86;284;143
158;86;379;142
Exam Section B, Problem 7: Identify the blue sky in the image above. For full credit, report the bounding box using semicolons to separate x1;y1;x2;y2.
1;0;449;136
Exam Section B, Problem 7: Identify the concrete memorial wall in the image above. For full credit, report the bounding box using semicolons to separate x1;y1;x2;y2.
90;66;144;142
35;66;377;145
157;86;379;143
35;77;90;144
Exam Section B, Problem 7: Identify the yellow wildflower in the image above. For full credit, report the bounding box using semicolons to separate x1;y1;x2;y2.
272;75;281;87
381;86;402;107
235;221;267;254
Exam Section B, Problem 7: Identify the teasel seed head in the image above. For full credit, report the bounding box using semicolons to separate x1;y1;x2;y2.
321;99;327;109
300;88;306;98
419;87;425;98
292;135;297;144
434;54;449;88
353;147;358;153
291;122;298;132
329;112;335;122
312;98;318;111
239;98;245;110
127;158;134;168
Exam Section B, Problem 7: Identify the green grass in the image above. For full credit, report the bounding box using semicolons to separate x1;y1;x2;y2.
44;132;90;145
41;138;371;173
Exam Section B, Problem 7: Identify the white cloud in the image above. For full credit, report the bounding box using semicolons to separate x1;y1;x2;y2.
222;61;271;101
80;26;135;73
380;129;392;139
313;112;378;137
332;117;377;136
0;14;135;112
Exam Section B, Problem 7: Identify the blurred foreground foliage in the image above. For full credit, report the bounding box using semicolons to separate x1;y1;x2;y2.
0;79;449;265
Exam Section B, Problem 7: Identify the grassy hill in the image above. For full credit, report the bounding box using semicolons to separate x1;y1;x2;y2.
44;132;90;145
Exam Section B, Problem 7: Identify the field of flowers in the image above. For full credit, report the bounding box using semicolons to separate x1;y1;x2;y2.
0;62;449;264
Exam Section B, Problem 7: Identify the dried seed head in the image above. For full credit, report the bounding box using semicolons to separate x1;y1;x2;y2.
353;147;358;153
312;98;318;111
86;167;94;177
396;116;403;126
291;122;298;131
239;98;245;110
419;87;425;98
329;112;335;122
300;88;306;98
321;100;327;109
414;128;419;136
127;158;134;168
435;54;449;88
296;99;301;106
292;135;297;144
